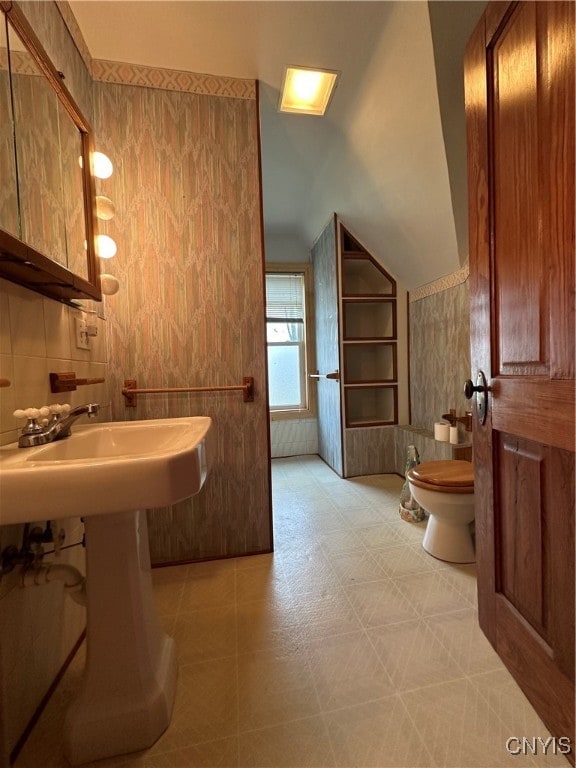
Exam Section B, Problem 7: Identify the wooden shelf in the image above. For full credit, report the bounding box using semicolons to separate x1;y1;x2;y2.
343;342;397;383
342;299;396;340
338;221;399;429
0;228;100;305
344;385;398;427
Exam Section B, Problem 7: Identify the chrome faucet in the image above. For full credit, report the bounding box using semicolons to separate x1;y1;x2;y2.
17;403;100;448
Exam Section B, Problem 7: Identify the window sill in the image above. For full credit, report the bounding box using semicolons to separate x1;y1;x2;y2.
270;408;316;421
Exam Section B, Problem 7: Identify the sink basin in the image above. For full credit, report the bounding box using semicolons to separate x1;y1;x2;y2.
0;416;212;523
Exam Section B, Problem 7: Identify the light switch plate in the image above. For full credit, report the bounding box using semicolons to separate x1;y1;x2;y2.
75;317;90;350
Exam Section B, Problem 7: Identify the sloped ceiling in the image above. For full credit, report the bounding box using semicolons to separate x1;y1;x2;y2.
69;0;485;289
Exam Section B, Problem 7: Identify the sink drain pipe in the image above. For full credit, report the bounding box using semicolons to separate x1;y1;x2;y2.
22;564;87;607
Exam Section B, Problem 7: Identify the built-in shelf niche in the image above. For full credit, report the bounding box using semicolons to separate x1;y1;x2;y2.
342;299;396;340
343;342;397;383
344;385;398;427
337;220;399;435
341;255;396;297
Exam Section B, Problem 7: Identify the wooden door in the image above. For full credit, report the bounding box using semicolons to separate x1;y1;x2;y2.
311;215;343;476
466;1;575;756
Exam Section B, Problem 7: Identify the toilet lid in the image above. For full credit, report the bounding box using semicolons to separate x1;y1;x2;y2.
408;460;474;489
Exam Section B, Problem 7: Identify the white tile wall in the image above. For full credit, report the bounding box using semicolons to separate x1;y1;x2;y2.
0;280;111;445
0;278;111;765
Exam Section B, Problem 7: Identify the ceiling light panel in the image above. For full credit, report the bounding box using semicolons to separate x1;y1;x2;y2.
279;65;340;116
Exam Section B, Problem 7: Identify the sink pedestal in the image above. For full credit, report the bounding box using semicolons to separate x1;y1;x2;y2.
64;510;177;765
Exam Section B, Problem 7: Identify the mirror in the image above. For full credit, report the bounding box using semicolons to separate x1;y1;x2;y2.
0;1;101;303
0;13;18;239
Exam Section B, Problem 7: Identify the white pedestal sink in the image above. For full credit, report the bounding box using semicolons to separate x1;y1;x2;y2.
0;416;212;765
66;509;176;764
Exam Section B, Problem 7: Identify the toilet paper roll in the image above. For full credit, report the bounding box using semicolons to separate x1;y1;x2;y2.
434;422;450;442
450;425;459;445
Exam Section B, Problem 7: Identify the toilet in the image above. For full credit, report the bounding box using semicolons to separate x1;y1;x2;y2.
407;460;475;564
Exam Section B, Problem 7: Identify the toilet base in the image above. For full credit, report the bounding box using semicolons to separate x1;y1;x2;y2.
422;514;475;564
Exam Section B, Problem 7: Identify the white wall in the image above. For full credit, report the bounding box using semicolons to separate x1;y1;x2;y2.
264;232;310;264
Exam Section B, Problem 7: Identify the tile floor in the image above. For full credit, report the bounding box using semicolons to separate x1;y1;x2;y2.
15;456;568;768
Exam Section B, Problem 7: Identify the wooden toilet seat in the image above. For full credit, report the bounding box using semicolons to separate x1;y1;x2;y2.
407;460;474;494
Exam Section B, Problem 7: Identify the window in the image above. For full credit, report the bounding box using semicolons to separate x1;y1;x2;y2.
265;267;314;415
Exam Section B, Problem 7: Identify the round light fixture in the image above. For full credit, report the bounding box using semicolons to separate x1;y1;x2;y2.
92;152;113;179
96;234;117;259
100;274;120;296
96;195;116;221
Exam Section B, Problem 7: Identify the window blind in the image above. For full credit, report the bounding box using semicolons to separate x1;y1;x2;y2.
265;273;305;322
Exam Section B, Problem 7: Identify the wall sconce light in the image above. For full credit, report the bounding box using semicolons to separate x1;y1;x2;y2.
96;195;116;221
100;273;120;296
92;151;113;179
92;150;118;297
96;234;117;259
278;65;340;116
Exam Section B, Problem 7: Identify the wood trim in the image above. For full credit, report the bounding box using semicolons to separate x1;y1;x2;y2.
339;223;397;293
264;261;317;419
406;292;412;424
334;213;344;477
6;3;90;130
82;131;100;294
0;228;101;304
465;7;496;642
255;79;274;553
485;1;518;41
543;0;575;380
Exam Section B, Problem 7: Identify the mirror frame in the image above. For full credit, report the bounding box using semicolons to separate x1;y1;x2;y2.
0;0;101;304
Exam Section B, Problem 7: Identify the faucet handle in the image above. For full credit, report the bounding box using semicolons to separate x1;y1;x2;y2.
13;408;43;420
38;406;50;426
13;408;45;435
48;403;70;417
46;404;64;426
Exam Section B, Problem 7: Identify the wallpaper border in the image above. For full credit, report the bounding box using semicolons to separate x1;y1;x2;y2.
409;264;469;302
92;59;257;100
56;2;256;100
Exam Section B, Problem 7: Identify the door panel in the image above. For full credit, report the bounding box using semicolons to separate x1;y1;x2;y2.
465;1;575;756
496;434;544;633
311;215;343;476
493;2;546;374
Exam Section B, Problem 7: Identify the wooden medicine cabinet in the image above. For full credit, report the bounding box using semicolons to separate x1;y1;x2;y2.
0;2;101;304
